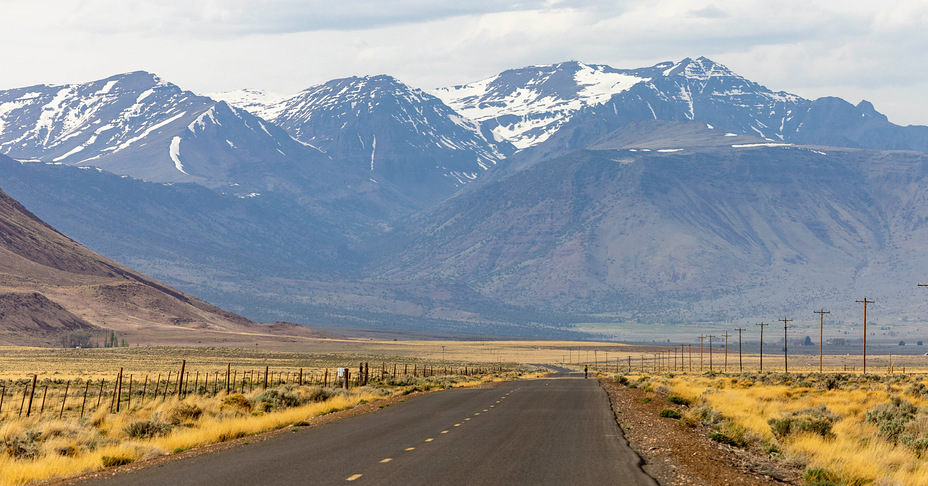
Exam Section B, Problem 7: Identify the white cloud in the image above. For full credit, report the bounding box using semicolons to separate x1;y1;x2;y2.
1;0;927;125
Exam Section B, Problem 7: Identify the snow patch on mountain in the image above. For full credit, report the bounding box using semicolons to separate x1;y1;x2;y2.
433;62;648;149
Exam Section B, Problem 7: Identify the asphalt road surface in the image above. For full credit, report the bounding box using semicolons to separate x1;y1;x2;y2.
81;372;656;485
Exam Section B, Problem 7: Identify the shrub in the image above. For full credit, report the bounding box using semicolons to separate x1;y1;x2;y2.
708;432;740;446
615;375;629;386
101;455;133;467
865;397;917;443
223;393;253;412
804;468;840;485
124;420;173;439
169;402;204;425
659;409;682;419
667;394;692;405
1;431;40;459
768;404;839;440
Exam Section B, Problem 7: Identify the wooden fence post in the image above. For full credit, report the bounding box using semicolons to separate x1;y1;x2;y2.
40;384;48;413
264;366;269;390
142;376;148;405
26;375;37;417
111;370;121;413
177;360;186;398
127;375;133;410
59;381;70;419
81;380;90;418
226;363;231;395
0;384;5;414
96;379;105;410
324;369;328;388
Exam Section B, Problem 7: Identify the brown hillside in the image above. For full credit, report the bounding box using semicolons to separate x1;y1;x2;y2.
0;187;325;347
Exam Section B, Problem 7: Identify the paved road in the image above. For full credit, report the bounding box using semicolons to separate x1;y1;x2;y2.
81;373;656;485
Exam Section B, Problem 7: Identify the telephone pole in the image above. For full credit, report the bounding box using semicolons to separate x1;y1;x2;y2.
814;309;830;373
687;344;693;372
735;328;746;372
780;318;793;373
698;335;705;371
756;323;768;372
707;335;716;372
856;298;875;374
723;331;730;372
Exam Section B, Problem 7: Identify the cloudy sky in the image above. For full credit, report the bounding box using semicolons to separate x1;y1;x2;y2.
2;0;926;125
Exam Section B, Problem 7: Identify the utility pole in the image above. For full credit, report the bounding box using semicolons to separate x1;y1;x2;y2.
814;310;830;373
707;335;716;372
780;318;793;373
756;323;768;372
723;331;730;372
735;328;746;372
680;344;685;373
687;344;693;372
698;335;705;371
856;298;875;374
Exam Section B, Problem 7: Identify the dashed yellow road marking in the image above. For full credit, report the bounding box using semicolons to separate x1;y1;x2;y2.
454;423;461;427
425;438;434;442
380;458;393;463
405;447;415;451
465;418;471;421
347;474;363;481
474;412;480;416
441;430;449;434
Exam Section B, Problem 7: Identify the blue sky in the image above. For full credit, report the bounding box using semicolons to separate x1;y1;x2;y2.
3;0;927;125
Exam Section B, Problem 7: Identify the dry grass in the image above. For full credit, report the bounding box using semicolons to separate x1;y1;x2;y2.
625;371;928;485
0;365;525;486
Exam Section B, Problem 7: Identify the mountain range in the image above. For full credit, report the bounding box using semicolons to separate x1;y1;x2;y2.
2;57;928;340
0;177;321;346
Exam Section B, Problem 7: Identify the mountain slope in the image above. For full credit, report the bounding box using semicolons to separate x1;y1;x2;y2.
0;71;345;193
0;165;320;345
437;57;928;162
372;122;928;322
219;75;513;205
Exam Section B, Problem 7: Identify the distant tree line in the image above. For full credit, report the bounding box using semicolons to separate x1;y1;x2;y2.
60;330;128;348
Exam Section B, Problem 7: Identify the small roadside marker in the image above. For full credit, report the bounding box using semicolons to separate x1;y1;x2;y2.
347;474;363;481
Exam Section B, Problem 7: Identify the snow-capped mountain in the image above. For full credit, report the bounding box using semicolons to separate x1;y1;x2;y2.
436;57;928;155
0;72;335;191
220;75;514;204
433;60;660;149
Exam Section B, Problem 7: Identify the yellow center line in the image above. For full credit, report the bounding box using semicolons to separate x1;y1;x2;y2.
474;412;480;416
347;474;363;481
380;458;393;463
465;418;471;421
441;430;449;434
405;447;416;451
454;423;461;427
425;438;434;442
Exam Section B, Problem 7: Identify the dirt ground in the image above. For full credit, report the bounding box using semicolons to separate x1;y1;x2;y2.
600;377;802;485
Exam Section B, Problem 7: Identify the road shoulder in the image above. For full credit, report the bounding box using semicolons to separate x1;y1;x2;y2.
600;377;801;485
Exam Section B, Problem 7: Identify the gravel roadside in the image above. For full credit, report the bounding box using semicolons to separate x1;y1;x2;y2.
600;377;802;485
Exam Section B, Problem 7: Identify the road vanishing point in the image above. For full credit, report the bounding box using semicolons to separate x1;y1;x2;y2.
77;371;656;485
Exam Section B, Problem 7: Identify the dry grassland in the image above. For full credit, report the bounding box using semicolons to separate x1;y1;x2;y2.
0;341;536;486
619;370;928;485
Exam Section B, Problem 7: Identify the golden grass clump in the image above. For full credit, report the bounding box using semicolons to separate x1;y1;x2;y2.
663;372;928;485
